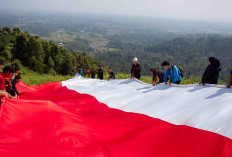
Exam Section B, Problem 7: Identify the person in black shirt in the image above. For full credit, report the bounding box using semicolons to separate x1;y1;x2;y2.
11;75;21;96
131;57;141;80
200;57;221;85
97;65;104;80
150;68;165;85
227;70;232;88
91;70;96;79
108;67;115;80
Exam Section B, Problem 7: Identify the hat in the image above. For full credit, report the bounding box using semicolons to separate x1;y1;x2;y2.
133;57;138;62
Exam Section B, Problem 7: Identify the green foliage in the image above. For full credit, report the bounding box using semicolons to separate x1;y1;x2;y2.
0;27;101;76
94;36;232;82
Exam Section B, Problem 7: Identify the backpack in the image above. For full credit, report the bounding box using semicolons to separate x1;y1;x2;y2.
171;65;184;77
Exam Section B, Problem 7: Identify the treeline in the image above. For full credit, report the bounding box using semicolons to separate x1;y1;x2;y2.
0;27;101;75
94;36;232;81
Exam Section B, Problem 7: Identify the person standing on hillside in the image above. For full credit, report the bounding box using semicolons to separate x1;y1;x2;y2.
150;68;165;85
108;67;115;80
199;57;221;85
162;61;182;85
78;67;83;76
226;70;232;88
97;65;103;80
131;57;141;80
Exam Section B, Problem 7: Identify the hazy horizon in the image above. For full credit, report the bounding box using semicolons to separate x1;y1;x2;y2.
1;0;232;23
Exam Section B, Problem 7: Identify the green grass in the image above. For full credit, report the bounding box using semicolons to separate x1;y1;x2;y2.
15;66;73;85
18;66;227;86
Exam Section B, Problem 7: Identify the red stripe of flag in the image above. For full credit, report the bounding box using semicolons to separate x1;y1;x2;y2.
0;82;231;157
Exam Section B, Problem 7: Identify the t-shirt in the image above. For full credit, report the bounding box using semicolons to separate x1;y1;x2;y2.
109;72;115;79
0;73;6;90
152;71;164;84
91;71;96;78
98;69;103;80
131;64;141;79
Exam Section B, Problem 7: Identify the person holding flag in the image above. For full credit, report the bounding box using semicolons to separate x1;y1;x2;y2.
131;57;141;80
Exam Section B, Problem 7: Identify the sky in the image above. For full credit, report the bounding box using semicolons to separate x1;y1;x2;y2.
1;0;232;22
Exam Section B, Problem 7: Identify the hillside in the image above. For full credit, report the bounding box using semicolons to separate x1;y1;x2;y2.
93;36;232;81
0;27;101;75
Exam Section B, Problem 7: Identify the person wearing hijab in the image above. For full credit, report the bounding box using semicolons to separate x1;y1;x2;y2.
199;57;221;85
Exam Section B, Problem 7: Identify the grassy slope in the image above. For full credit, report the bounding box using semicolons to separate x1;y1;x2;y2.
20;68;226;86
19;66;73;85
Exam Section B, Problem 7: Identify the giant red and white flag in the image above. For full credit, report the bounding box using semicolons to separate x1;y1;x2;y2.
0;75;232;157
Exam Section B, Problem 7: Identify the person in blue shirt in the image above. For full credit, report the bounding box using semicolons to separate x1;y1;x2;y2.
78;67;83;76
161;61;182;85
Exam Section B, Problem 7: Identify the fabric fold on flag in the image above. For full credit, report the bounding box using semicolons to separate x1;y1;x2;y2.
0;77;231;156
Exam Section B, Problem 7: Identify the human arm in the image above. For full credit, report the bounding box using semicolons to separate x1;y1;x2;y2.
0;90;14;99
163;69;169;84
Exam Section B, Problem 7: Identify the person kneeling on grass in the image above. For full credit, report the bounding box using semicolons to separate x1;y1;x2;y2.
108;67;115;80
227;70;232;88
0;65;17;99
150;68;164;86
161;61;182;85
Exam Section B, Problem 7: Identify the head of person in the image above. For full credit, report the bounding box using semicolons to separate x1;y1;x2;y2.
15;75;22;83
150;68;154;74
161;61;170;70
108;67;112;72
208;57;215;65
0;59;5;69
133;57;138;64
208;57;221;70
15;67;20;74
97;65;101;69
3;65;15;78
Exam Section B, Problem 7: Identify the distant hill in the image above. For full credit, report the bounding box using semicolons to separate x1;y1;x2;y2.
1;13;232;82
93;36;232;81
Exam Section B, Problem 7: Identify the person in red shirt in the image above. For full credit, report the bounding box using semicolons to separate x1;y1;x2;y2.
0;65;15;103
227;70;232;88
0;65;15;92
131;57;141;80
